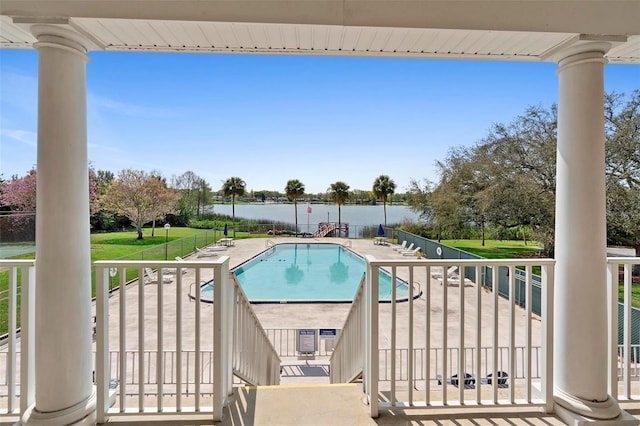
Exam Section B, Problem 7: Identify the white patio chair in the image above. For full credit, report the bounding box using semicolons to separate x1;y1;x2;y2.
144;267;172;284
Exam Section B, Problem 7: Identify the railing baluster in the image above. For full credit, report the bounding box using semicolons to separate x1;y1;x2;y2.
508;265;515;404
138;268;145;412
157;267;164;411
442;264;448;405
425;266;431;406
542;262;554;413
20;263;36;415
624;263;632;398
525;265;533;402
492;265;499;403
607;261;618;400
390;266;397;406
176;267;183;411
7;266;17;413
194;267;201;410
408;267;414;406
119;268;127;412
475;265;482;404
459;263;464;404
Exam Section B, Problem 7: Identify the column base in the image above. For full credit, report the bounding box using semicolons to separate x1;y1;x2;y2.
554;386;637;424
556;403;638;425
21;389;96;426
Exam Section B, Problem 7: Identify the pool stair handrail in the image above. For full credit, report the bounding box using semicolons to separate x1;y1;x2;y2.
329;273;366;384
230;274;281;386
265;239;276;248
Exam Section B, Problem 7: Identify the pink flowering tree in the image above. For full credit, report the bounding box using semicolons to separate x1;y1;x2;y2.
0;167;100;225
0;169;37;229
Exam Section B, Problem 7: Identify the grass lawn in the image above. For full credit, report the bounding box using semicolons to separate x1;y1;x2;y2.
442;238;639;308
440;239;542;259
90;227;207;260
0;226;220;334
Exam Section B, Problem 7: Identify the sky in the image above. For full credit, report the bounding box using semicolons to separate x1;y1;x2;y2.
1;49;638;194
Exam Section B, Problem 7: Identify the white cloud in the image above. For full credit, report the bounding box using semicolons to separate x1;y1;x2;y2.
88;93;175;118
0;129;37;147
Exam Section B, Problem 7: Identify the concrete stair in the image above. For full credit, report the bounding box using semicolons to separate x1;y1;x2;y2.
222;383;374;425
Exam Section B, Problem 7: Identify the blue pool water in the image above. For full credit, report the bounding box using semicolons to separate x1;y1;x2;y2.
200;243;410;302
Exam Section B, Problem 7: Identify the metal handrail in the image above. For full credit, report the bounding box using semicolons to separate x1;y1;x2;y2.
329;274;365;383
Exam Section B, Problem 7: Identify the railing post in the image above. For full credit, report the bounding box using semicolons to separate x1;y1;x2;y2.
20;264;36;416
364;255;379;418
607;261;619;399
541;263;555;413
213;258;231;421
95;265;110;423
623;263;632;398
8;266;17;413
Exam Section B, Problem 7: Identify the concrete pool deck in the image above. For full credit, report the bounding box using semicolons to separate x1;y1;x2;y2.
93;236;543;401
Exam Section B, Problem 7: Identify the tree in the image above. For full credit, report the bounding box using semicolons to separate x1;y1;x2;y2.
95;169;114;194
406;178;435;224
328;181;350;235
221;176;246;237
0;169;37;213
1;167;99;223
605;90;640;262
373;175;396;226
196;178;213;218
285;179;305;233
171;171;201;221
101;169;179;240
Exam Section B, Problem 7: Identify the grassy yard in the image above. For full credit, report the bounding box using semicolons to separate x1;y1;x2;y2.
442;238;639;308
0;226;224;334
440;239;542;259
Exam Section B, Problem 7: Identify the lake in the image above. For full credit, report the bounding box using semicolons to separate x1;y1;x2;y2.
208;203;420;233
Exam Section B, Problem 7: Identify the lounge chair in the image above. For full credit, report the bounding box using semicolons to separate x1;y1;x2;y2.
205;244;228;251
480;371;509;388
402;246;421;256
398;242;414;253
195;247;218;257
436;372;476;389
393;241;408;252
144;267;172;284
164;257;188;275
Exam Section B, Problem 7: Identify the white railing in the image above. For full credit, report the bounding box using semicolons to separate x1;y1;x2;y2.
0;260;35;416
360;256;555;417
329;275;366;383
608;256;640;400
94;257;280;422
378;346;543;382
232;275;281;386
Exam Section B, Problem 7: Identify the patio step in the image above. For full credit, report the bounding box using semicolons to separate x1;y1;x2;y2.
222;383;374;425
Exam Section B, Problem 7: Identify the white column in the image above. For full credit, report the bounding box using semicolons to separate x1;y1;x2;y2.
553;41;636;424
21;25;96;426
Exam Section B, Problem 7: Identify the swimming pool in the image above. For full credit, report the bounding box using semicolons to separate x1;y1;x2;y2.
199;243;414;303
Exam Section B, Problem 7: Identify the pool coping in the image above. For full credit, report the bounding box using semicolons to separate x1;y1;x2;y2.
188;241;423;304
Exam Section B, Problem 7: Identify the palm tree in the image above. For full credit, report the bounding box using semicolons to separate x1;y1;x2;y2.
221;176;246;237
328;181;350;236
373;174;397;226
285;179;305;234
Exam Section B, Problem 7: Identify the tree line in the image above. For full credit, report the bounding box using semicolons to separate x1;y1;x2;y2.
405;90;640;257
0;165;399;240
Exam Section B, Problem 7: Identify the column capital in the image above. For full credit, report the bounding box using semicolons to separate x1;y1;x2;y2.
542;34;626;65
12;17;101;56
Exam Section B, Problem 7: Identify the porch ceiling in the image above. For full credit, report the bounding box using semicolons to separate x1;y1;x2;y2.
0;1;639;63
